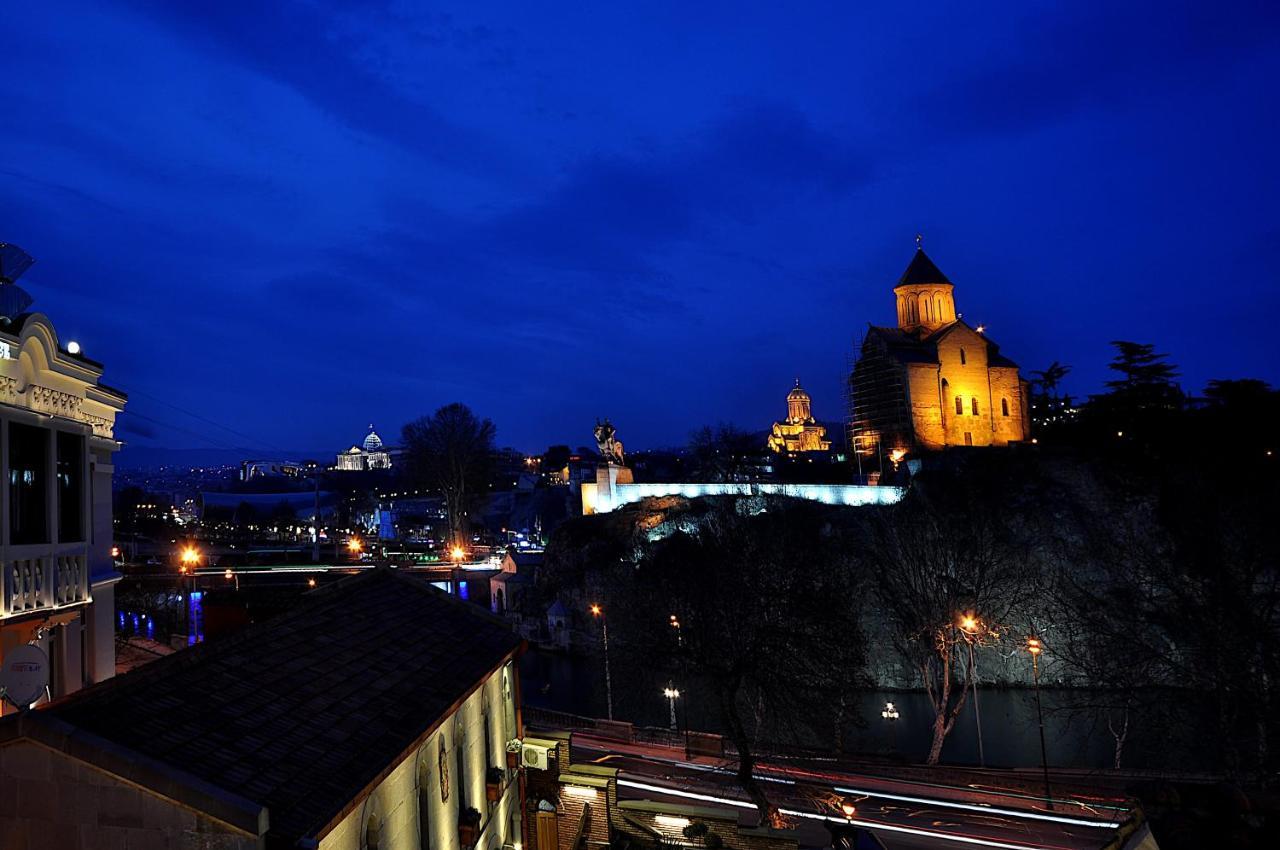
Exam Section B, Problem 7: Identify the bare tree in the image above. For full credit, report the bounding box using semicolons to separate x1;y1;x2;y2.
869;492;1033;765
401;403;496;549
615;498;868;824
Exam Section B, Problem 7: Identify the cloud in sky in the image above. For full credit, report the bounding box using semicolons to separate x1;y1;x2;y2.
1;0;1277;453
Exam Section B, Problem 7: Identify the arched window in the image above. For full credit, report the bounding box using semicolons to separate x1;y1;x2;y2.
935;295;945;322
955;396;964;416
365;813;381;850
1001;398;1010;417
959;347;966;365
971;397;979;416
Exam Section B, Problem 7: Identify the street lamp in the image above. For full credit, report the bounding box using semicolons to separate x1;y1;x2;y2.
347;538;363;557
180;546;200;569
450;545;465;563
881;701;900;753
1027;636;1054;810
590;604;614;720
663;684;681;731
840;800;856;821
669;614;682;647
958;613;986;768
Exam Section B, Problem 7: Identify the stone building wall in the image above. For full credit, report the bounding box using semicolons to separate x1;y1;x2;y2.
988;367;1028;445
904;363;944;450
321;663;522;850
0;740;257;850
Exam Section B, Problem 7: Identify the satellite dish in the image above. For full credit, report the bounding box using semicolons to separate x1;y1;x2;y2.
0;644;50;709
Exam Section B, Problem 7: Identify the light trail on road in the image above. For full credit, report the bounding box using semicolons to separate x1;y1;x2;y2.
617;778;1086;850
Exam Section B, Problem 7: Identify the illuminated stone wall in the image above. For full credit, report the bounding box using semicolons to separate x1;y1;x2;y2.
582;479;903;515
321;661;522;850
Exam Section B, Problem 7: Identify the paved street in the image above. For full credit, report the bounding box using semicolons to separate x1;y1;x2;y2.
566;733;1135;850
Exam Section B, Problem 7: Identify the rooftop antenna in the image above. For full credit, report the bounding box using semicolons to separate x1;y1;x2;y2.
0;242;36;321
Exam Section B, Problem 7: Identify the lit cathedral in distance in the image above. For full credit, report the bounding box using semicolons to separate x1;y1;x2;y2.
767;380;832;454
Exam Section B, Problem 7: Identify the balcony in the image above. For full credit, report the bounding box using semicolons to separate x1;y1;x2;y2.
1;552;89;619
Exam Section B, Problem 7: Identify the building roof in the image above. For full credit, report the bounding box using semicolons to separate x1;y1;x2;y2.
506;550;545;569
896;249;951;287
864;321;1021;370
16;567;522;847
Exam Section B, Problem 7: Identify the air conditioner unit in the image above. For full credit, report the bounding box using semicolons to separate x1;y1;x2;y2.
522;743;550;770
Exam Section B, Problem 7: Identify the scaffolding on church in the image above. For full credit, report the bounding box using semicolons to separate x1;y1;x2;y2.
846;329;912;480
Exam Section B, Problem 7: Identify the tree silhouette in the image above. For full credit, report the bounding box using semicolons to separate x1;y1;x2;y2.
401;403;497;549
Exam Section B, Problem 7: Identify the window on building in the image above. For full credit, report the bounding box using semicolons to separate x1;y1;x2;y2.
10;422;50;545
1001;398;1010;417
454;723;467;815
418;761;432;850
57;431;85;542
954;396;964;416
959;347;966;365
964;432;973;446
363;812;381;850
971;398;979;416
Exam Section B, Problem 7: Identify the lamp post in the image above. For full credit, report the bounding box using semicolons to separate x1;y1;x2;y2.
590;604;614;720
958;614;986;768
881;701;900;754
663;684;680;731
1027;636;1054;810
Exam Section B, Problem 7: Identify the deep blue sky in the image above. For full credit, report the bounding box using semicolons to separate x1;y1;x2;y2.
2;1;1277;455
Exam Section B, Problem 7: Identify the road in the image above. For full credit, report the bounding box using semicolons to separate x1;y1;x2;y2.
568;734;1135;850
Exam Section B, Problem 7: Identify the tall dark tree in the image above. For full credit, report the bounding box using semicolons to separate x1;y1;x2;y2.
401;403;497;548
1031;361;1071;400
615;499;867;824
688;423;759;482
1103;341;1182;407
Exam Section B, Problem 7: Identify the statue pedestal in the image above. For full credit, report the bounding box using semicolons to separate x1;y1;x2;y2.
596;463;633;490
583;463;634;514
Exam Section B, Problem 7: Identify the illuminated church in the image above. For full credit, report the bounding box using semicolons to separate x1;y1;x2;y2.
850;246;1030;456
767;380;832;454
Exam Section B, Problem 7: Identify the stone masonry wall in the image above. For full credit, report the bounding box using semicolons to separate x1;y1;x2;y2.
0;739;257;850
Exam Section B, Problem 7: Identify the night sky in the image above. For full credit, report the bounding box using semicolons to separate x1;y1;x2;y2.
2;1;1277;456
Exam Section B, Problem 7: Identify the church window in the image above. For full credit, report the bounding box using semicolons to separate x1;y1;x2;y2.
955;396;964;416
964;432;973;446
959;347;966;365
971;397;979;416
1001;398;1010;417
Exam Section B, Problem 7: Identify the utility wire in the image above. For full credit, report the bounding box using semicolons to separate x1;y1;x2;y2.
122;387;290;455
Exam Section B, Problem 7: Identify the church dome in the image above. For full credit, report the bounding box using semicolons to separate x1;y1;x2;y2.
786;379;814;423
363;426;383;452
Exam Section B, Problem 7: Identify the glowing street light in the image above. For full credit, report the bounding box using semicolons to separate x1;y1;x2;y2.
180;546;200;569
663;684;681;730
347;538;363;556
450;546;465;562
881;701;899;720
840;800;857;820
1027;635;1054;810
956;612;986;767
590;603;614;720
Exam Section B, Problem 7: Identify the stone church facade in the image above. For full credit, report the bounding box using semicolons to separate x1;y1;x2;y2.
850;248;1031;456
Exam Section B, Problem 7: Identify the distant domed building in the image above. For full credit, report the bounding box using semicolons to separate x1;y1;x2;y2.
335;424;393;471
767;380;832;454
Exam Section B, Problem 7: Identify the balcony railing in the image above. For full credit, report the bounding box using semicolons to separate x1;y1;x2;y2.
1;553;89;618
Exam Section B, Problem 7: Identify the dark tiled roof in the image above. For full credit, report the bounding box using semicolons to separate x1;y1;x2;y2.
896;249;951;287
508;550;545;568
44;567;522;846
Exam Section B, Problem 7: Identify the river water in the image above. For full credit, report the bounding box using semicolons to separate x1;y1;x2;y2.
520;648;1208;772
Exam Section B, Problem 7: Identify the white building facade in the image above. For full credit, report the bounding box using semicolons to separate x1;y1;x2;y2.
0;311;126;715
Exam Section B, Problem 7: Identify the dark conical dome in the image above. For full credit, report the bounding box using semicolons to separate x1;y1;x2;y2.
896;249;951;287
